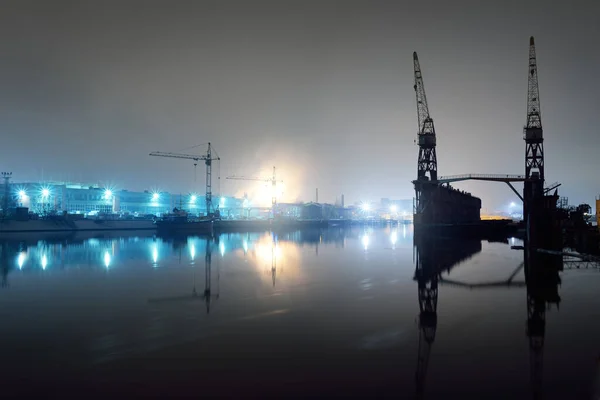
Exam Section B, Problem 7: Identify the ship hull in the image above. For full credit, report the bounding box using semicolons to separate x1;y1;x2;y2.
0;219;156;235
155;220;213;234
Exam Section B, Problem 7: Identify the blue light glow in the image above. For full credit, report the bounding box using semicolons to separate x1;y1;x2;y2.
189;243;196;260
152;244;158;265
362;234;369;250
41;254;48;270
103;251;111;268
17;252;26;269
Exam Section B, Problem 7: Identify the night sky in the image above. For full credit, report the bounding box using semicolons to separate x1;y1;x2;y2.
0;0;598;211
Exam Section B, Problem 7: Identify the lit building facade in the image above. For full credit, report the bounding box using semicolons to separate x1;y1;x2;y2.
0;181;245;217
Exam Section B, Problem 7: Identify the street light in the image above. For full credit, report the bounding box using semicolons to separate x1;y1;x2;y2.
390;205;398;213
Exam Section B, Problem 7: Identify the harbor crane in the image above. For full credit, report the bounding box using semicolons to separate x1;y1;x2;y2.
226;166;282;215
412;52;439;217
149;143;220;216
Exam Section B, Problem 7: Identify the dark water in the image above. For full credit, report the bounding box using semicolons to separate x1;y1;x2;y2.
0;226;598;399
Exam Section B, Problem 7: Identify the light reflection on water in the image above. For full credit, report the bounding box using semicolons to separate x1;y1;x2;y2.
0;225;598;399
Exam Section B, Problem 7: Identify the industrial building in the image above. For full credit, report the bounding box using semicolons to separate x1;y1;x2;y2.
0;181;244;217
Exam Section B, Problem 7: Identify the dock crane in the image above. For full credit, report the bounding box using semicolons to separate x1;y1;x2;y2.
412;52;439;217
149;143;220;216
226;166;282;216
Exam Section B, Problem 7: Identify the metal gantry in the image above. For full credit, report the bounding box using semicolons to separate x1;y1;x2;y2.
413;52;438;183
524;37;544;183
412;52;440;218
149;143;220;216
226;166;283;215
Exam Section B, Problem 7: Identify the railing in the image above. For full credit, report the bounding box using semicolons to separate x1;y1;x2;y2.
437;174;526;182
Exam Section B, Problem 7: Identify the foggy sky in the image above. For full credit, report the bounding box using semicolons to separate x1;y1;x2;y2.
1;0;599;211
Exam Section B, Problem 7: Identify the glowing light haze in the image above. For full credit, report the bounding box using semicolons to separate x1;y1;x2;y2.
0;1;598;210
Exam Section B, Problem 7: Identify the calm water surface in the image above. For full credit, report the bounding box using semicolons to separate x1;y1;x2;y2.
0;226;598;398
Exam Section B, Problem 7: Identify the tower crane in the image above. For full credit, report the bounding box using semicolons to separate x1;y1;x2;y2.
412;52;439;216
522;36;546;241
524;37;544;183
226;166;282;216
149;143;220;217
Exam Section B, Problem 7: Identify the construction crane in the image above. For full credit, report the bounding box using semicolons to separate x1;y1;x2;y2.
413;52;438;183
522;37;546;238
413;52;439;217
524;36;544;183
226;166;282;215
149;143;220;216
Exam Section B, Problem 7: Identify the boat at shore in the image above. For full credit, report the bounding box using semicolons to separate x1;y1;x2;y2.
0;216;156;236
154;210;213;234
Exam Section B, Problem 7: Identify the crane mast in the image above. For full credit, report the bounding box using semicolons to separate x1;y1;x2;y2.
149;142;220;216
524;36;544;182
414;52;438;182
226;166;282;217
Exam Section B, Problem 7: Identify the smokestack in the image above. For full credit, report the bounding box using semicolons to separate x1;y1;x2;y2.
316;188;318;203
341;194;344;208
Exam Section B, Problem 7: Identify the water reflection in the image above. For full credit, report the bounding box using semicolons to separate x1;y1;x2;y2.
413;233;482;399
413;231;565;399
149;237;220;313
0;225;595;398
524;246;562;400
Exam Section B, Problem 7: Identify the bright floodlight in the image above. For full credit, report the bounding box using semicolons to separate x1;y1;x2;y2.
361;203;370;211
41;188;50;198
152;192;160;201
18;190;26;198
104;189;113;199
390;205;398;213
510;202;516;207
190;194;197;203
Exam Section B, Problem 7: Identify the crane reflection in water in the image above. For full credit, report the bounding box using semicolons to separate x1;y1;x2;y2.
413;231;564;400
147;236;220;313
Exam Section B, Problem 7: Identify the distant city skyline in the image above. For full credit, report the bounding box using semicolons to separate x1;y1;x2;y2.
1;1;598;210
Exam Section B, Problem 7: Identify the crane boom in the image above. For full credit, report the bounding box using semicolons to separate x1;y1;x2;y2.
149;142;220;216
149;152;208;161
413;52;438;182
226;166;282;211
524;36;544;182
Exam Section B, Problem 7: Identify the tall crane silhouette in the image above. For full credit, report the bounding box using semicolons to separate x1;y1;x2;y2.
413;52;439;216
524;37;544;183
523;37;545;235
149;143;220;216
147;236;219;314
226;166;282;216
